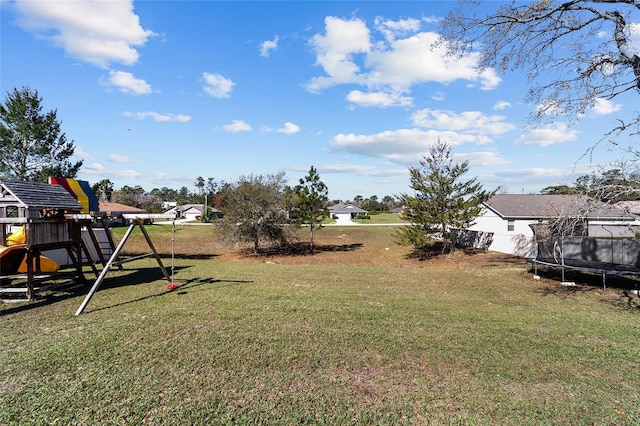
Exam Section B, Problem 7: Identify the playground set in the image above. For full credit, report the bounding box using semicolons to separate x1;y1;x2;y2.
0;178;177;314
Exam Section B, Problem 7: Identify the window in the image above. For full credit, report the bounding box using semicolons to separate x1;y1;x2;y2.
507;219;515;232
6;205;19;218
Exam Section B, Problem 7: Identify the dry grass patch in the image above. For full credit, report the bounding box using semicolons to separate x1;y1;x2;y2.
115;224;524;270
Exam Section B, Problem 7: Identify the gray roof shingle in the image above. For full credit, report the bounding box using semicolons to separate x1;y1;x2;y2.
0;180;82;211
485;194;632;219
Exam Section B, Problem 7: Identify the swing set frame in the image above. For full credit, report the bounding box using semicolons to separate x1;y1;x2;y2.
75;213;177;315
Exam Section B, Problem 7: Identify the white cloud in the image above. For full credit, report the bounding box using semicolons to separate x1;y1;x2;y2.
305;16;372;92
411;109;516;139
223;120;252;132
83;162;105;173
493;101;511;111
591;98;623;115
536;99;562;116
73;146;91;159
329;128;477;164
276;122;300;134
431;92;445;101
496;167;568;180
628;23;640;56
374;17;421;42
202;72;235;98
306;17;501;98
260;35;279;57
346;90;413;107
454;151;510;167
263;122;301;134
104;70;152;95
113;170;143;178
480;167;577;193
366;32;500;90
292;164;406;177
14;0;155;67
107;153;133;163
124;111;191;122
514;123;579;147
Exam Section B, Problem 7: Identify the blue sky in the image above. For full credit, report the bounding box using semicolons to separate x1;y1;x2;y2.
1;1;638;201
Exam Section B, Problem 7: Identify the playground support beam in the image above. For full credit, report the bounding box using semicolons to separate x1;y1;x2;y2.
75;221;136;315
75;215;175;315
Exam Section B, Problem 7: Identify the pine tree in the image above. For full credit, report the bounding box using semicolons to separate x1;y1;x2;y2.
0;87;82;182
396;140;494;254
291;166;328;254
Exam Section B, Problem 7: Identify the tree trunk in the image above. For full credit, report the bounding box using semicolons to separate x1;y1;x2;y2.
441;222;450;253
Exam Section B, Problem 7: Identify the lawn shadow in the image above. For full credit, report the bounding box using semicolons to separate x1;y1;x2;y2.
534;279;640;312
86;276;254;313
97;266;192;290
529;264;640;291
404;242;489;261
534;282;598;299
601;290;640;312
0;283;87;316
482;254;527;267
239;242;364;258
1;266;192;316
121;252;221;260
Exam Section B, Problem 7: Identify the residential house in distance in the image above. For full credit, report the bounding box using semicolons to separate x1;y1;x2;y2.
328;202;368;223
466;194;636;258
164;204;223;221
97;202;150;226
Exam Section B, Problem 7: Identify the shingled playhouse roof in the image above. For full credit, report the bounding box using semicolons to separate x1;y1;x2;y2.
0;180;82;211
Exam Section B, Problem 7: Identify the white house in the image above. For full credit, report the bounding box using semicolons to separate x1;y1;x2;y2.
328;203;368;223
467;194;636;257
164;204;223;221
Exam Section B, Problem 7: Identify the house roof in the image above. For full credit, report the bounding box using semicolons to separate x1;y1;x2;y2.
0;180;82;211
98;202;148;216
484;194;632;220
178;204;204;212
329;203;368;214
165;204;222;214
614;200;640;216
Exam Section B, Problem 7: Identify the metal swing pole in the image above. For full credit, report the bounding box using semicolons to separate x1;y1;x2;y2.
167;219;178;291
171;219;175;283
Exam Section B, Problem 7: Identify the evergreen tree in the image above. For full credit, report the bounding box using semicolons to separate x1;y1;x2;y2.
291;166;329;254
0;87;82;181
396;140;494;253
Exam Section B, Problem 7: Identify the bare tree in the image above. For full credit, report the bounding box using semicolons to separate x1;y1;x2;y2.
440;1;639;151
441;1;640;211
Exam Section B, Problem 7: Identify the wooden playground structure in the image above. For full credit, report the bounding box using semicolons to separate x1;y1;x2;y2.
0;179;177;314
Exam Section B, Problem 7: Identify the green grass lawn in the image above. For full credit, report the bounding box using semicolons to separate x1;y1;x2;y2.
1;226;639;425
323;212;406;225
354;212;407;224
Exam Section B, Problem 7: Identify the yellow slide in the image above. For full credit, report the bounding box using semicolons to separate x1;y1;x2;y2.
6;225;25;246
1;226;60;273
0;245;28;275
